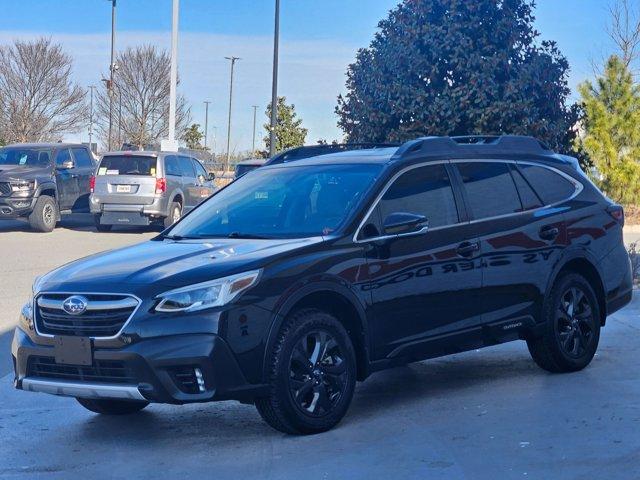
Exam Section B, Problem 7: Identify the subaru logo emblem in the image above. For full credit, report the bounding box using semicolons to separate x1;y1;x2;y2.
62;295;88;316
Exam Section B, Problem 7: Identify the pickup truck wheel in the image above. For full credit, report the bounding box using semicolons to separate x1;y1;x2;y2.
93;214;112;232
76;397;149;415
164;201;182;228
255;309;356;435
28;196;58;232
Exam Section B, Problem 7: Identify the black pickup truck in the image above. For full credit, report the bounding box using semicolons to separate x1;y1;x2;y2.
0;143;96;232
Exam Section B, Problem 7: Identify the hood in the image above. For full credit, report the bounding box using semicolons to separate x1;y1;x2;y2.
0;165;52;182
38;236;325;294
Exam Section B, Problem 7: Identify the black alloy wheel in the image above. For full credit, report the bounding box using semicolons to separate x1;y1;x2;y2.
555;286;597;358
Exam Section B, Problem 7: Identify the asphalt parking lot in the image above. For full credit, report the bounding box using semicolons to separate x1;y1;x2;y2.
0;216;639;479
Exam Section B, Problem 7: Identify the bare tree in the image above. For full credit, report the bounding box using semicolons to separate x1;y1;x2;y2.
0;38;87;143
607;0;640;70
95;45;190;150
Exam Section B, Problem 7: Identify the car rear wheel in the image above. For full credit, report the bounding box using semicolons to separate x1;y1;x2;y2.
93;214;112;232
164;201;182;229
255;309;356;435
28;196;58;232
527;273;601;373
76;397;149;415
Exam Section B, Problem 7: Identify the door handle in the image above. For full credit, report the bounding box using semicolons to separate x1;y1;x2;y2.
457;241;480;257
539;225;559;241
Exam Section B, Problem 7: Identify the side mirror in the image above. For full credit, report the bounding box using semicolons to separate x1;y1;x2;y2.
208;172;216;181
57;160;74;170
383;212;428;236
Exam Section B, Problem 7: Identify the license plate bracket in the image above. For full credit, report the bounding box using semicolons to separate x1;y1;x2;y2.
54;336;92;366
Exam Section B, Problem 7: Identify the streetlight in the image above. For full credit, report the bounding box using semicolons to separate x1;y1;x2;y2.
162;0;180;152
269;0;280;157
106;0;117;151
203;100;211;151
251;105;259;155
225;56;240;172
88;85;96;152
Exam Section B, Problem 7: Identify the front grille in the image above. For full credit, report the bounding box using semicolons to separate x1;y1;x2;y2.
35;293;138;338
0;182;11;196
27;356;136;384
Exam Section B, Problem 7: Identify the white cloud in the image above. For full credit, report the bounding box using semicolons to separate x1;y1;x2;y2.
0;30;359;152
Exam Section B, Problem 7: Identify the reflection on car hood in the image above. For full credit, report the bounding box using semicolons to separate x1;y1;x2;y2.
38;236;325;293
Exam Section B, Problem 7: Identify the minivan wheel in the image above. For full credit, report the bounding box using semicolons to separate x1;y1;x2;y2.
76;397;149;415
527;273;601;373
93;215;112;232
28;196;58;232
164;202;182;228
255;309;356;435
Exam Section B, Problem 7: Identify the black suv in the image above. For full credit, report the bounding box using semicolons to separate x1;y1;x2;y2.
0;143;96;232
12;136;632;434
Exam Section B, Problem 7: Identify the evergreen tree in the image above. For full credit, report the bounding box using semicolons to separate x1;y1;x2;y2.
264;97;308;153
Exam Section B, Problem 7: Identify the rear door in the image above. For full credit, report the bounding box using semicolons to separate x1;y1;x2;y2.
453;160;571;329
94;155;158;206
70;147;95;210
177;155;198;210
54;148;77;209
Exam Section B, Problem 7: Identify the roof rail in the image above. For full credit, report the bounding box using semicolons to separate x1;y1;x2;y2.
392;135;552;160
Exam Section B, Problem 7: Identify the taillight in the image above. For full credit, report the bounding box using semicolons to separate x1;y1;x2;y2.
607;205;624;226
89;175;96;193
155;178;167;194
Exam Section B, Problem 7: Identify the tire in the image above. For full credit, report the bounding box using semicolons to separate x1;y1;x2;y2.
527;273;601;373
28;195;58;232
164;201;182;229
93;215;112;232
76;397;149;415
255;309;357;435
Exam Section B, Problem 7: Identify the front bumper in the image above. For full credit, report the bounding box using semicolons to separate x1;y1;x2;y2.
0;195;37;218
12;327;267;404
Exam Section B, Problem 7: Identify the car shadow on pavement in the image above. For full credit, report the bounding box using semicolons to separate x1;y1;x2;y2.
0;328;14;378
73;347;541;442
0;215;161;234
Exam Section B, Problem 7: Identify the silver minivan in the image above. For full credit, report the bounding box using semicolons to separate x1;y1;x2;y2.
90;151;215;231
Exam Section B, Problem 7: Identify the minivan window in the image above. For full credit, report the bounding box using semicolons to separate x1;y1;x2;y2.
168;164;382;239
165;156;181;176
178;156;195;177
377;164;459;229
97;155;157;176
518;164;576;205
72;148;93;168
192;159;208;180
457;162;522;219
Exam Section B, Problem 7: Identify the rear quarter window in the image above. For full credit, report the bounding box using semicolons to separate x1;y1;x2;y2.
97;156;157;176
518;164;577;205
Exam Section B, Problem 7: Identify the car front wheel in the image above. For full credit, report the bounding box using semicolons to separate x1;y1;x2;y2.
255;309;356;435
28;196;58;232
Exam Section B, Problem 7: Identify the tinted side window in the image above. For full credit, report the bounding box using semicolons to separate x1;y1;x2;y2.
164;156;181;176
378;164;459;229
510;166;543;210
55;149;72;167
71;148;93;168
192;159;208;179
178;156;195;177
457;162;522;219
518;164;576;205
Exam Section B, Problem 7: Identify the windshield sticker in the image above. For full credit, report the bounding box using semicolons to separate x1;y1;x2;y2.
98;167;107;175
106;169;119;175
255;191;268;200
150;167;156;176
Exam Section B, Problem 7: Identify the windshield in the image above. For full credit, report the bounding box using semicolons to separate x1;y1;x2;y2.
98;155;157;176
0;147;51;167
169;163;382;239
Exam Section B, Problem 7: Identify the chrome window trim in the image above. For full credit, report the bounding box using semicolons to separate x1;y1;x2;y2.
353;158;584;243
33;292;142;340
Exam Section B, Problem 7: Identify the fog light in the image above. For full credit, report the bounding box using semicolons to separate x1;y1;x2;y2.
194;367;205;393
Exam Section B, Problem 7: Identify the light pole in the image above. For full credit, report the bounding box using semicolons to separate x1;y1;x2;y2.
251;105;259;155
162;0;180;152
107;0;116;151
88;85;96;152
269;0;280;157
203;100;211;151
225;56;240;172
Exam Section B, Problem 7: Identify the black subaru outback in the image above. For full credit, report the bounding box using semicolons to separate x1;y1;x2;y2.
12;136;632;434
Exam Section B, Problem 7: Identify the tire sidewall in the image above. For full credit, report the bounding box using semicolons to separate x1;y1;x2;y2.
273;312;357;433
29;196;57;232
545;273;601;370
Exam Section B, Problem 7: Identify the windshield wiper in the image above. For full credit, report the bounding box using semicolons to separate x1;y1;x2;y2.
161;234;201;241
227;232;272;239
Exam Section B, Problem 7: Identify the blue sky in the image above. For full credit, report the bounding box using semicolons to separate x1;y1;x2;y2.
1;0;618;152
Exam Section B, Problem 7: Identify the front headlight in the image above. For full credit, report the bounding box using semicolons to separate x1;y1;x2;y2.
11;180;36;192
19;295;34;331
154;270;261;313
